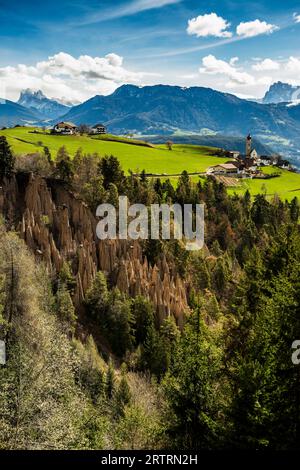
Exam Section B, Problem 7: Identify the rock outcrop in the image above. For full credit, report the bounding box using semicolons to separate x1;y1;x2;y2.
0;173;188;326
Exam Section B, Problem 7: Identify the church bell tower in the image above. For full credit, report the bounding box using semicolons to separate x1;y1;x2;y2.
246;134;252;157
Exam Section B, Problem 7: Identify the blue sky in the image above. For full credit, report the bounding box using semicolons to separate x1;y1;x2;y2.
1;0;300;102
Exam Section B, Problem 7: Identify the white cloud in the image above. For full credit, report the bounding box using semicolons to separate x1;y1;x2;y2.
252;58;280;71
236;19;278;38
293;13;300;23
200;54;255;86
187;13;232;38
285;56;300;74
0;52;150;102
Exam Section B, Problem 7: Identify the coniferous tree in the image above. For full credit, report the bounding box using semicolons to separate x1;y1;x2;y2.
99;155;124;189
55;146;74;182
85;271;109;320
163;307;227;449
58;261;76;294
131;296;155;346
43;146;52;164
56;283;77;335
114;367;132;417
0;136;15;180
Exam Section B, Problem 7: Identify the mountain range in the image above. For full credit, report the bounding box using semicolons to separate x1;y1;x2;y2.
262;82;300;104
59;84;300;162
1;84;300;163
18;89;70;120
0;98;42;127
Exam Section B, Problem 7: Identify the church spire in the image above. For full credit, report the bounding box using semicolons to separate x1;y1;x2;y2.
246;133;252;157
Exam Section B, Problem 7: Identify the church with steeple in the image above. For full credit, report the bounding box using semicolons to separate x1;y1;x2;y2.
236;133;260;171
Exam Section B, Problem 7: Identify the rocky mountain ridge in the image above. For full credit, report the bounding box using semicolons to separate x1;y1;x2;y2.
18;89;70;120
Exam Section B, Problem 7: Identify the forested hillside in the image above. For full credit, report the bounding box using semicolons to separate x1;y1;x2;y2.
1;136;300;449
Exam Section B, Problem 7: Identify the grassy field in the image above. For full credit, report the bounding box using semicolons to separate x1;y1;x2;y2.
227;167;300;201
0;127;225;174
1;127;300;201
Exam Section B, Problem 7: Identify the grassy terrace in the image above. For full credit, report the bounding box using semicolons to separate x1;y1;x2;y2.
1;127;300;201
227;167;300;201
0;127;225;174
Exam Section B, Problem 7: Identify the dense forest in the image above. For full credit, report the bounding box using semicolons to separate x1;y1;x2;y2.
0;136;300;450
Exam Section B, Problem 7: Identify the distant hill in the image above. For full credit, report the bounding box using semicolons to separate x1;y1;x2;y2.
18;89;70;120
0;99;41;127
263;82;300;104
59;84;300;156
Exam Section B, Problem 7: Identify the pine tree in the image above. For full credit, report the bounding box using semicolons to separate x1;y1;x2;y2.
131;296;155;346
73;147;83;171
107;183;119;206
213;256;230;295
43;146;52;164
290;197;299;223
56;284;77;335
99;155;124;189
55;146;74;182
85;271;109;320
0;136;15;180
141;323;169;379
58;261;76;294
114;368;132;417
105;290;135;356
176;171;191;205
163;307;227;449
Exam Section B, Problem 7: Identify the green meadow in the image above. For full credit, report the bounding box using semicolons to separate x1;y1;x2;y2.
1;127;300;201
227;167;300;201
0;127;224;174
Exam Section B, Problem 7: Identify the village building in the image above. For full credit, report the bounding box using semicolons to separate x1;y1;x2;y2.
207;163;239;175
250;148;259;161
90;123;107;134
260;155;273;166
277;159;291;170
228;150;240;159
206;133;290;180
53;122;78;135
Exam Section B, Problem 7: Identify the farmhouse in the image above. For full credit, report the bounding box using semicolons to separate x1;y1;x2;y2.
53;122;78;135
207;163;239;175
91;123;107;134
